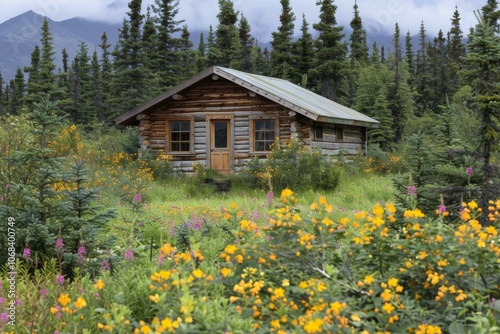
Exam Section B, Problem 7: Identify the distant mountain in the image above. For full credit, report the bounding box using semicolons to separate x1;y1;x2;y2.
0;11;121;82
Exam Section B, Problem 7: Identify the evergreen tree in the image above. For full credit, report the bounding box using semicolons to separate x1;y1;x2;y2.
195;32;207;71
354;63;395;148
482;0;500;30
380;45;386;63
24;45;41;106
463;14;500;215
39;18;58;100
349;1;368;64
405;31;415;83
69;42;92;124
215;0;240;67
178;25;196;80
270;0;295;79
99;32;114;122
90;50;104;122
9;68;26;114
426;30;449;112
292;14;315;86
311;0;348;102
387;23;413;142
370;42;380;64
0;72;4;115
447;7;465;94
152;0;185;88
206;25;220;66
415;21;431;116
238;14;255;72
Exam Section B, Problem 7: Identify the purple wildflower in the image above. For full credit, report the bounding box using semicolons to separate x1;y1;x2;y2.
0;313;8;322
124;249;134;261
0;297;5;304
266;235;272;242
157;254;165;264
23;247;31;258
39;289;48;297
138;221;144;227
466;167;474;177
78;245;86;257
93;292;99;297
54;331;60;334
56;274;65;286
267;191;274;205
6;184;10;189
438;204;447;214
55;237;64;250
101;259;110;271
407;185;417;196
133;193;142;204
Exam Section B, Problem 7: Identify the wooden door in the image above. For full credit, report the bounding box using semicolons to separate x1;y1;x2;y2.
210;120;231;174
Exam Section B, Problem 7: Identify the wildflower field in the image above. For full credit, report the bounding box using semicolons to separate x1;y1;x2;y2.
1;117;500;334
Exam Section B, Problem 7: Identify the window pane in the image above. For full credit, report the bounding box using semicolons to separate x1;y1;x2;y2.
264;142;273;151
255;141;264;151
181;121;190;131
180;132;190;141
265;120;274;130
171;133;180;141
181;142;190;151
265;131;274;141
171;121;180;132
255;120;264;130
171;142;180;151
214;122;228;148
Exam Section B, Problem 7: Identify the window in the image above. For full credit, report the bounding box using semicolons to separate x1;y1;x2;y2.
315;126;324;140
166;119;193;154
251;118;277;152
336;126;344;142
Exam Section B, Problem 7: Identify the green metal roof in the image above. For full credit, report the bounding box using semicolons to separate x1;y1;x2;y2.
215;66;379;128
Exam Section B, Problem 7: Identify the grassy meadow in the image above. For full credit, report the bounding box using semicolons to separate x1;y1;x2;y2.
1;123;499;334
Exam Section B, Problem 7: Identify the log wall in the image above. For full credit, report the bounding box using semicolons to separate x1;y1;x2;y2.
137;77;365;173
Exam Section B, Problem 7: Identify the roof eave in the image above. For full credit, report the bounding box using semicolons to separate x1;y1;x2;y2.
115;67;216;125
316;116;380;129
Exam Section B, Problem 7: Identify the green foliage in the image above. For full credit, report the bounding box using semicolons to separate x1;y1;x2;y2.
243;139;341;193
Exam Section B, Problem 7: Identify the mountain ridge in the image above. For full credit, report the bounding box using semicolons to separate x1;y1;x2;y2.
0;11;121;83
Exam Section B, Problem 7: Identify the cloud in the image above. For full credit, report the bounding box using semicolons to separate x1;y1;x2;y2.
0;0;486;42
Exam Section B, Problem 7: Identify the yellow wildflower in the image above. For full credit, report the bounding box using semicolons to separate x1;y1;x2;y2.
94;278;105;291
58;293;71;307
74;296;87;309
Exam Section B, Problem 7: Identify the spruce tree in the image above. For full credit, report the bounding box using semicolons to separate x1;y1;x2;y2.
215;0;240;67
426;30;449;113
270;0;296;79
39;18;57;100
98;33;113;122
349;1;368;65
178;25;196;80
206;25;220;66
238;14;255;72
311;0;348;102
152;0;185;88
9;68;26;114
370;42;380;64
24;45;42;106
195;32;208;72
292;14;315;86
463;13;500;216
69;42;92;124
90;50;104;122
387;23;413;142
405;31;415;84
415;21;432;116
447;7;465;94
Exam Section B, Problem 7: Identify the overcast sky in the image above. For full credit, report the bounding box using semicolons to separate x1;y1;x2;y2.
0;0;487;41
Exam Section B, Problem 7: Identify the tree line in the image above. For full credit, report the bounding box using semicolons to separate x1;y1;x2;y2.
0;0;498;147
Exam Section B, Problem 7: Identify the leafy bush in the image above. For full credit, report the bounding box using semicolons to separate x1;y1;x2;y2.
244;139;341;193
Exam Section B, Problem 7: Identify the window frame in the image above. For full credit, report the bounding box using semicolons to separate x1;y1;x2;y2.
314;125;324;141
165;117;195;155
249;115;279;155
336;126;344;142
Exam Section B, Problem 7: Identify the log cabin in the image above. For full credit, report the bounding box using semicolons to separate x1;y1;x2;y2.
115;66;380;174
